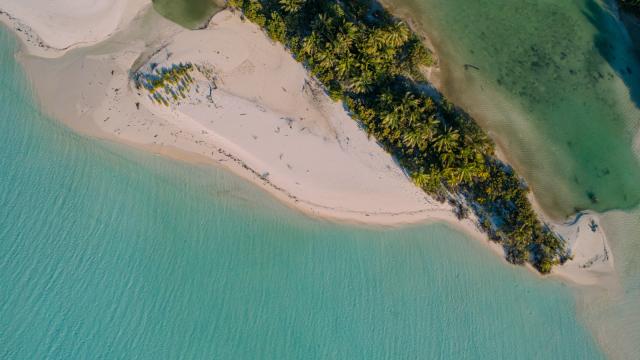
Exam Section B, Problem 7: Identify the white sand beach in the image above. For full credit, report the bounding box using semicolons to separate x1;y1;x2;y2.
0;2;614;285
0;0;149;57
19;8;456;226
551;212;615;285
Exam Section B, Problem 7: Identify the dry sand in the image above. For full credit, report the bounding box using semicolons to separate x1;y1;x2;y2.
0;0;149;57
551;212;615;285
0;3;613;285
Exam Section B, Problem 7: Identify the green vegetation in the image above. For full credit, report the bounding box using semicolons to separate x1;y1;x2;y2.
134;63;195;106
227;0;570;272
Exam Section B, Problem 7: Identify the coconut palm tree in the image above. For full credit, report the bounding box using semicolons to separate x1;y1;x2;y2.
300;32;319;57
402;130;421;150
336;55;355;79
313;13;334;39
398;92;421;125
315;49;336;74
379;90;395;108
440;151;456;167
348;68;373;94
403;122;436;151
412;173;431;189
384;22;411;47
340;20;359;40
382;111;400;130
279;0;304;14
334;34;352;55
434;127;460;153
457;162;478;184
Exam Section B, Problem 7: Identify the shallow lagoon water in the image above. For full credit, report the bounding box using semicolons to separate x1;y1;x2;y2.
387;0;640;357
0;28;605;358
391;0;640;218
152;0;222;29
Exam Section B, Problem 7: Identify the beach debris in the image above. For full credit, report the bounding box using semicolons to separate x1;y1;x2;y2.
589;219;598;232
133;62;194;106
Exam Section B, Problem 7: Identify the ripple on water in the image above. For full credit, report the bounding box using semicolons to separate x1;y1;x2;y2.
386;0;640;357
0;26;605;359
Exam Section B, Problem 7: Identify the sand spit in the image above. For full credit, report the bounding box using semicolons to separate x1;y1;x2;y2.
19;9;456;226
0;0;150;57
1;4;613;284
551;212;615;286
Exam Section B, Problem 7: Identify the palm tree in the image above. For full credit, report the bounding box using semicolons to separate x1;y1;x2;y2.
398;92;421;125
384;22;411;47
412;171;443;194
336;55;355;79
458;147;488;180
348;69;373;94
402;131;421;150
301;32;319;57
443;167;462;188
424;115;440;136
367;29;388;52
279;0;304;14
458;147;474;165
315;49;336;74
379;90;394;108
403;123;436;151
334;34;352;55
313;13;334;39
340;20;359;40
457;162;477;184
434;127;460;153
412;173;431;189
440;151;456;166
382;111;400;130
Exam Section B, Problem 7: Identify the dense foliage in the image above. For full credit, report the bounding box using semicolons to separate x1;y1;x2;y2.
227;0;570;272
620;0;640;14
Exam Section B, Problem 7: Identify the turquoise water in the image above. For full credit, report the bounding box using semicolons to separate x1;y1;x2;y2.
387;0;640;357
391;0;640;218
0;29;605;358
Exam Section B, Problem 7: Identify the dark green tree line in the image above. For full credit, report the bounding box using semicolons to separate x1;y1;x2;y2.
227;0;571;272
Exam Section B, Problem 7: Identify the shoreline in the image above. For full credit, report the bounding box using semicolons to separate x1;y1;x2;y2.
11;7;459;227
0;4;613;285
371;0;617;286
0;0;150;58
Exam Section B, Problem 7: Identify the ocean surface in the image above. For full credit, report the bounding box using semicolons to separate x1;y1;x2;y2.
0;26;605;359
387;0;640;357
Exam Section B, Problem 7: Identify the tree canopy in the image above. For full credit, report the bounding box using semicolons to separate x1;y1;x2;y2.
227;0;571;273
